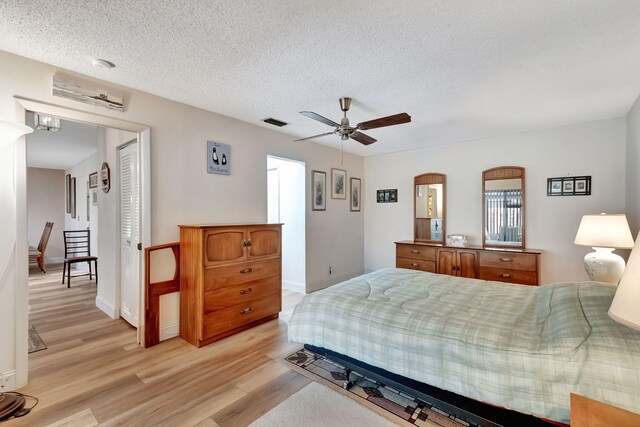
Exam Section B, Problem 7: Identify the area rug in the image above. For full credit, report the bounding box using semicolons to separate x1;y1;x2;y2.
284;348;472;427
28;325;47;354
249;382;397;427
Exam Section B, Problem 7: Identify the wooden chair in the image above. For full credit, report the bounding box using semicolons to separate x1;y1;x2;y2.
29;222;53;273
62;229;98;288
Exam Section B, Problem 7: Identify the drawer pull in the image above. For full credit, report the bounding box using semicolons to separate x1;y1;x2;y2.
411;250;420;254
411;262;419;267
240;307;254;315
240;268;253;274
499;257;513;262
499;273;512;278
239;287;253;295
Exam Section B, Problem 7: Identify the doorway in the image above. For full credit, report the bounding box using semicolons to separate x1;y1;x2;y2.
267;156;306;293
14;98;151;389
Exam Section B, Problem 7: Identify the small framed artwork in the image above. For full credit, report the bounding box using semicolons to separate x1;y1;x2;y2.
92;189;98;206
207;140;231;175
377;189;398;203
88;172;98;188
312;170;326;211
65;174;71;213
101;162;111;193
350;178;361;212
547;176;591;196
70;177;76;219
331;168;347;199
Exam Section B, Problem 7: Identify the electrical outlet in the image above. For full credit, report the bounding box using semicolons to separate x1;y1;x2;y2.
329;266;333;275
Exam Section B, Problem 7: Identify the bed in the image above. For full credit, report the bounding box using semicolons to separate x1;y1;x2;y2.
287;268;640;425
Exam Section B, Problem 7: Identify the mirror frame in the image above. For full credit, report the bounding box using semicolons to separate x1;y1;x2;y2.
414;173;446;243
482;166;525;249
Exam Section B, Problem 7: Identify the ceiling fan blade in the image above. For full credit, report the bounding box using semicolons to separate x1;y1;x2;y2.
293;131;335;142
300;111;340;127
351;131;377;145
357;113;411;131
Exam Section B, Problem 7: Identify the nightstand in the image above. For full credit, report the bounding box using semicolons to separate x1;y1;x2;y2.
571;393;640;426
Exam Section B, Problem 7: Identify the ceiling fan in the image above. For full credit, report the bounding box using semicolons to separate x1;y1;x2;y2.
295;98;411;145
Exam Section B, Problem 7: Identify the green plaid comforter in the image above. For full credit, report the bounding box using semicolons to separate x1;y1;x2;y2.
288;268;640;423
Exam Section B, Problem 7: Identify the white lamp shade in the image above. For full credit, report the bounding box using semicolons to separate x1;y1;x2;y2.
574;214;634;249
609;231;640;330
0;119;33;146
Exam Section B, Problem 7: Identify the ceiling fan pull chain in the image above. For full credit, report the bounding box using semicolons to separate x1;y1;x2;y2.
340;140;344;166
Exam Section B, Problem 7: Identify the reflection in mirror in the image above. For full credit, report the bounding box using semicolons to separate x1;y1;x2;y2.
483;167;525;248
414;173;445;243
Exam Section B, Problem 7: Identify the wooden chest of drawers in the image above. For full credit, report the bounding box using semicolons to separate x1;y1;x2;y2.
179;224;282;347
396;241;540;286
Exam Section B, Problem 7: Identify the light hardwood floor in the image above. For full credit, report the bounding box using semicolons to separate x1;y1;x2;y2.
11;265;308;427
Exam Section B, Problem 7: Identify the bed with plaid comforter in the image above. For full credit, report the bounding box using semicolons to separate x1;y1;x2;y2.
288;268;640;423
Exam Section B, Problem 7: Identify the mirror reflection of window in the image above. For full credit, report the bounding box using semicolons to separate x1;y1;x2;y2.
484;178;522;246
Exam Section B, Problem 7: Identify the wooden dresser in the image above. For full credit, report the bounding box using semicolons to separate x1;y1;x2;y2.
395;240;541;286
179;224;282;347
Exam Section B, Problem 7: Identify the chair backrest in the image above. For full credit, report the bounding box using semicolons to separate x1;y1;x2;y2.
63;229;92;258
38;222;54;253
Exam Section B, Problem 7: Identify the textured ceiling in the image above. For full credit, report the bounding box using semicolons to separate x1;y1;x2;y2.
26;113;98;170
2;1;640;156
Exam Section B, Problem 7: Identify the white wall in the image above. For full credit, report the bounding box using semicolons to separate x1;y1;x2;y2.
0;49;364;385
626;95;640;237
364;118;627;285
26;167;65;261
65;153;99;256
267;156;306;293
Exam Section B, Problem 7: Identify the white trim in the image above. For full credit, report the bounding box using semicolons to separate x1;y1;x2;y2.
159;322;180;341
96;295;119;319
311;271;364;293
282;280;306;294
0;370;16;391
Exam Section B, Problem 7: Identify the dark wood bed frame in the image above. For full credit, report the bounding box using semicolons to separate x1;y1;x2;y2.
305;344;560;427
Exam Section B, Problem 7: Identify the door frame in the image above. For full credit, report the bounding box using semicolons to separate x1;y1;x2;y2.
13;97;151;387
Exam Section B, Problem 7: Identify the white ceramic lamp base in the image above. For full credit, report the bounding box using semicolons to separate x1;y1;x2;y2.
583;247;626;285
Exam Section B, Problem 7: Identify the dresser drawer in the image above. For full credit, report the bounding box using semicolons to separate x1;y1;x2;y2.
396;244;436;261
478;251;537;272
397;257;436;273
203;294;281;338
204;258;280;291
204;276;280;313
478;267;538;286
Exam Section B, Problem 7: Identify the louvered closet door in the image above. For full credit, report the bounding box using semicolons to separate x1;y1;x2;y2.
119;141;140;327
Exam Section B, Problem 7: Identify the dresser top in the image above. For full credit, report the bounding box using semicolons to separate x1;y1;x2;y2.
395;240;542;254
178;223;283;229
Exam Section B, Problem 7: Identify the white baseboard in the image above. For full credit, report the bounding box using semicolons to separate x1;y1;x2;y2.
159;322;180;341
282;280;306;294
0;370;16;391
310;271;364;293
96;295;119;319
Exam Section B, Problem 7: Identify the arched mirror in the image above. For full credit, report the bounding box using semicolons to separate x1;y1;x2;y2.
414;173;445;243
482;166;525;248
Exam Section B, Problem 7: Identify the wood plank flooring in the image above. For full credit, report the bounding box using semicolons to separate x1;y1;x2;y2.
10;265;309;426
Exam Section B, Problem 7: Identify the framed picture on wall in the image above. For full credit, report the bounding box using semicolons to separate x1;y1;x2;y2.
92;189;98;206
331;168;347;199
89;172;98;188
350;178;361;212
312;170;326;211
65;174;71;213
70;177;76;219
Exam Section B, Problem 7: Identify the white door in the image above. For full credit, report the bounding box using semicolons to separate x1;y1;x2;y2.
119;141;140;327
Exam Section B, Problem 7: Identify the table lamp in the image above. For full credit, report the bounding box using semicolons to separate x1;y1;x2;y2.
574;213;634;285
609;231;640;330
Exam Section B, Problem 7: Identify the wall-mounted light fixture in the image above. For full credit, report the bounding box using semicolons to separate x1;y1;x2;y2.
33;113;61;132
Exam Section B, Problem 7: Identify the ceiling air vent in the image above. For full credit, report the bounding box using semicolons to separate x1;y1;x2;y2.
262;117;288;127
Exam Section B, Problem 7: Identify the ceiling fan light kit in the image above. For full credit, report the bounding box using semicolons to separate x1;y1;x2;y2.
295;97;411;146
